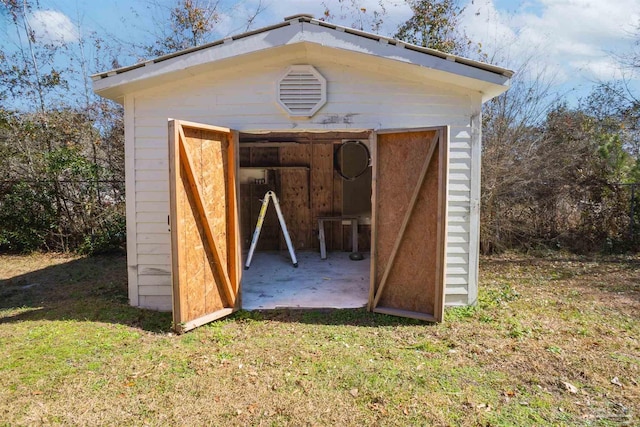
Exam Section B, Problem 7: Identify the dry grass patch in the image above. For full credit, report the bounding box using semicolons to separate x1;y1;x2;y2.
0;252;638;426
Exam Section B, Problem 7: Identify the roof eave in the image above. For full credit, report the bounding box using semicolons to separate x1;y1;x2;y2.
93;16;513;102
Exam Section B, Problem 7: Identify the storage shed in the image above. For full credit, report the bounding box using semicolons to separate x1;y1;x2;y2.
93;14;512;332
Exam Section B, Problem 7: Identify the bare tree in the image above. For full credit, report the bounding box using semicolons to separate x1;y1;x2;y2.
321;0;388;33
395;0;478;56
480;57;561;253
131;0;267;58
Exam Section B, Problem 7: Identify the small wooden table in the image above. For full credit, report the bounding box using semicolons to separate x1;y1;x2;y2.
317;216;358;259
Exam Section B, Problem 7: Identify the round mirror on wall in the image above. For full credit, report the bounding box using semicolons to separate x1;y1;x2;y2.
334;140;371;181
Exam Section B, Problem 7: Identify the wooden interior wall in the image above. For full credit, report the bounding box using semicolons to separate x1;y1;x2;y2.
311;143;338;250
279;144;312;249
343;224;371;251
239;148;279;250
239;133;372;253
332;163;343;251
373;130;440;317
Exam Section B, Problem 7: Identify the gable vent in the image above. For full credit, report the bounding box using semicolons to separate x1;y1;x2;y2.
277;65;327;118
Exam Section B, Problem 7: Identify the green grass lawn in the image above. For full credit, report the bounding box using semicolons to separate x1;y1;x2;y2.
1;253;638;426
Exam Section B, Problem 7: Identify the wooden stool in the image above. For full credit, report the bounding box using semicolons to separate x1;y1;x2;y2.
317;216;358;259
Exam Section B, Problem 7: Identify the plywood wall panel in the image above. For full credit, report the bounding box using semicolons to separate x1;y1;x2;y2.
252;183;280;250
331;165;343;251
250;147;279;166
343;224;371;251
239;147;251;166
311;143;338;250
240;146;279;250
240;183;253;247
279;144;311;249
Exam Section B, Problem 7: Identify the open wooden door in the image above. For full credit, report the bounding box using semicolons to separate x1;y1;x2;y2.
169;119;241;333
369;128;448;322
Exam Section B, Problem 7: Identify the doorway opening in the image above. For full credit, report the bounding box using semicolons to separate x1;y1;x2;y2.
238;131;373;309
168;120;447;331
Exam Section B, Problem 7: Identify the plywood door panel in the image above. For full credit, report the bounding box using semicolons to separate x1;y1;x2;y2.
169;119;240;333
369;128;447;322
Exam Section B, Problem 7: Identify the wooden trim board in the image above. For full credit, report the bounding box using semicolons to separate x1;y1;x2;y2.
434;127;449;321
168;120;182;322
373;307;437;322
468;113;481;305
124;95;139;307
181;308;235;332
367;131;378;309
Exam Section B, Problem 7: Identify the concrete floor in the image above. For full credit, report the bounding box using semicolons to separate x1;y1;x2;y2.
241;251;370;309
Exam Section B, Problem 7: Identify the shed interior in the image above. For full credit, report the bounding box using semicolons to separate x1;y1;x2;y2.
238;131;373;308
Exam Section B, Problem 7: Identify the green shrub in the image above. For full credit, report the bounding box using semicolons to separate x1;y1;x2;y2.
0;181;57;252
77;211;126;255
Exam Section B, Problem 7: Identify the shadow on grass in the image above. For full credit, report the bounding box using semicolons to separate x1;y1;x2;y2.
0;255;435;333
0;255;172;332
232;307;438;328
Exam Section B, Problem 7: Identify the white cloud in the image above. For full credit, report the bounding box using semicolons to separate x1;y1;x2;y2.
145;0;637;93
28;10;79;45
459;0;640;87
570;58;625;81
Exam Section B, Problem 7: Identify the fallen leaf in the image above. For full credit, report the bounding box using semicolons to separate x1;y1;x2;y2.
367;402;387;415
350;388;359;398
562;381;578;394
475;403;492;412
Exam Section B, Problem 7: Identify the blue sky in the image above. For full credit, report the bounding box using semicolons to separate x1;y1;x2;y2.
1;0;639;105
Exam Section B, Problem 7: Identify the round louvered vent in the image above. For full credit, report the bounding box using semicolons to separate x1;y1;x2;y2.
277;65;326;118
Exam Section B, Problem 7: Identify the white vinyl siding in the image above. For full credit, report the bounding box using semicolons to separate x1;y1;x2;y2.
127;52;482;311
